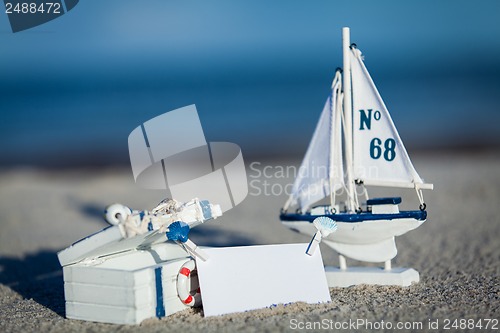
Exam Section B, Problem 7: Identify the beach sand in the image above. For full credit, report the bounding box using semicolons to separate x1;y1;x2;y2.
0;152;498;332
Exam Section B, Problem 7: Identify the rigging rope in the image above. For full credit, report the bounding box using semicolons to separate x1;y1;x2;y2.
415;187;426;210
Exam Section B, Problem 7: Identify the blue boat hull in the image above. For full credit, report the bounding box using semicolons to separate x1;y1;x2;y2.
280;210;426;262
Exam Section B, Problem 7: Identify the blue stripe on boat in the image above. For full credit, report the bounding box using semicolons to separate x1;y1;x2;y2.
280;210;426;223
154;267;165;318
366;197;402;205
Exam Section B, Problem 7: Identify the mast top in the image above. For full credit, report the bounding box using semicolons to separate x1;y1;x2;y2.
342;27;350;50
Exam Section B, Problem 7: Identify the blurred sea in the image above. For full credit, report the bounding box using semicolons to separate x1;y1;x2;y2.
1;0;499;167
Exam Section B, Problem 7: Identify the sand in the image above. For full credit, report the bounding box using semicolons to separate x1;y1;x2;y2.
0;152;499;332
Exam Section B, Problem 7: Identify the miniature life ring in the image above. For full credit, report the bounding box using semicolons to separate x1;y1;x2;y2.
176;259;201;307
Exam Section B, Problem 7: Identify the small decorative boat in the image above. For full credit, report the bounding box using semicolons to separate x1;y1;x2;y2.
280;28;433;273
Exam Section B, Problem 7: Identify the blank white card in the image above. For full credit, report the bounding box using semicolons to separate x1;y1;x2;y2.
196;243;331;317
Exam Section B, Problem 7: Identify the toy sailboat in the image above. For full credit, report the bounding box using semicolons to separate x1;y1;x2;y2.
280;27;433;286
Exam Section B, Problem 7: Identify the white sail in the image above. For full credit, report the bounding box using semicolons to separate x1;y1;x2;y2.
285;74;344;212
350;48;424;188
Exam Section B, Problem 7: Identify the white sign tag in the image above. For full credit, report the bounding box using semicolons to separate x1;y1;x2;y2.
196;243;331;317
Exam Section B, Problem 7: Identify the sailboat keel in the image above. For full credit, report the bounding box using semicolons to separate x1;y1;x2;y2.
322;237;397;262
